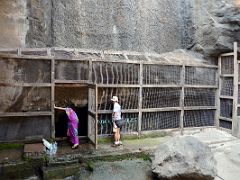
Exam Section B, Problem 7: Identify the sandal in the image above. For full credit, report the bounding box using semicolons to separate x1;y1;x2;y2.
111;143;118;147
72;144;79;149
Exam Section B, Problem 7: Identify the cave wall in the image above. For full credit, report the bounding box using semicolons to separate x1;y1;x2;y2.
0;0;239;56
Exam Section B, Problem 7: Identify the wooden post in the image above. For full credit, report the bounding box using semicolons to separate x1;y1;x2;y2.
215;56;221;128
138;62;143;137
51;58;55;139
180;65;185;134
232;42;239;137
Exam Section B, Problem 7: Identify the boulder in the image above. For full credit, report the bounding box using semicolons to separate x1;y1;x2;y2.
151;136;217;180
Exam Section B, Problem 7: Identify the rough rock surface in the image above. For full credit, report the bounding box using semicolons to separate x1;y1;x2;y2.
151;136;217;180
0;0;239;57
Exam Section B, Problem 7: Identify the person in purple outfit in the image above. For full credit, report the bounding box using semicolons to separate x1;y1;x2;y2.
54;103;79;149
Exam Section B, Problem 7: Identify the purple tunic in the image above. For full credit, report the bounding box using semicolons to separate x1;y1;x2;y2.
65;107;79;145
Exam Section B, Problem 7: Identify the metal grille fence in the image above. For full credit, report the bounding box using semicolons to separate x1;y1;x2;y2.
221;78;233;96
98;87;139;110
143;65;181;85
92;62;139;84
185;67;217;85
98;113;138;135
183;110;215;127
184;88;215;106
141;111;180;131
219;120;232;130
142;88;181;108
221;56;234;75
220;99;233;118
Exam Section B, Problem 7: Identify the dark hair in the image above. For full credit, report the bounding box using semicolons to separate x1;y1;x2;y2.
65;100;75;110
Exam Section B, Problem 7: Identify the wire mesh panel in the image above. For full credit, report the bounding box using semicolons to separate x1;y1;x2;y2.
98;113;138;135
221;77;233;96
221;56;234;75
183;110;215;127
0;57;51;83
0;86;51;112
141;111;180;131
220;99;233;118
142;88;181;108
219;120;232;130
98;87;139;110
143;65;181;84
92;62;139;84
184;88;215;107
0;116;51;141
55;60;89;80
185;67;217;85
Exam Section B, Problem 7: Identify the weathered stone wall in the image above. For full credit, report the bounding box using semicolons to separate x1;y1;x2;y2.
51;0;183;53
0;0;28;48
182;0;240;57
0;0;239;56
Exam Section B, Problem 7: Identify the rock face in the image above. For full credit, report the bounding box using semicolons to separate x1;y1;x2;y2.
151;136;217;180
0;0;239;57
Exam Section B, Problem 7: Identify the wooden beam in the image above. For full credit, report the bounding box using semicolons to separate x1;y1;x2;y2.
138;62;143;137
220;96;234;99
219;116;232;122
54;80;89;84
51;58;55;139
0;112;52;117
180;65;185;134
220;52;234;57
184;106;217;110
0;83;52;87
232;42;239;137
215;56;221;128
97;84;140;88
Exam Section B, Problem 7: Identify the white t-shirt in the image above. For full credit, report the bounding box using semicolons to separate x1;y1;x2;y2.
113;102;121;121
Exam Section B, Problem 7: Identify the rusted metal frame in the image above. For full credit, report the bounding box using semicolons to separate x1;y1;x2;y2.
0;112;52;117
138;62;143;137
51;58;55;139
232;42;239;136
180;65;185;134
215;56;221;128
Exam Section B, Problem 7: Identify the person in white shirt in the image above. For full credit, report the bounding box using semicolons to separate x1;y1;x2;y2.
111;96;122;147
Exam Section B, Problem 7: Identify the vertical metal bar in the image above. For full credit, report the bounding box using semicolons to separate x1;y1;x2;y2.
51;58;55;139
233;42;239;136
138;63;143;137
180;65;185;134
215;56;221;128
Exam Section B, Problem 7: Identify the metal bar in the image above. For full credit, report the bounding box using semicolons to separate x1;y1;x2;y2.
54;80;90;84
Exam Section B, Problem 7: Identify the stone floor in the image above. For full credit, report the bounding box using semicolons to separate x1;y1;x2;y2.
1;127;240;180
